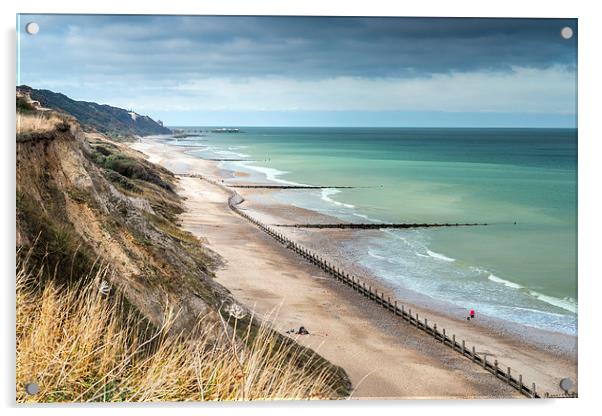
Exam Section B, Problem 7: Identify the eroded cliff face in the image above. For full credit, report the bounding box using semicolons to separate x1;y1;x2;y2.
16;104;352;395
17;85;172;137
17;113;225;333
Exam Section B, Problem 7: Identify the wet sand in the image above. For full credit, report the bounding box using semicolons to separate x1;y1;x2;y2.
130;137;576;398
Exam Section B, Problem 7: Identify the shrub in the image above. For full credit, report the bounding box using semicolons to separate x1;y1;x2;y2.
93;154;173;192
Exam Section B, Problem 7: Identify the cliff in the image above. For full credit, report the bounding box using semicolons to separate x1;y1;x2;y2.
17;85;172;138
15;99;351;398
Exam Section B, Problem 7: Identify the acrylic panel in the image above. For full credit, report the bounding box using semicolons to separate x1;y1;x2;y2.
16;14;577;402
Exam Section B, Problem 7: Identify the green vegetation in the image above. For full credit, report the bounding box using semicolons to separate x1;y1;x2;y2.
16;95;36;113
88;145;174;192
17;85;171;138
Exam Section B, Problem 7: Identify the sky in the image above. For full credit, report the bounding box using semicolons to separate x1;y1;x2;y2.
17;15;577;127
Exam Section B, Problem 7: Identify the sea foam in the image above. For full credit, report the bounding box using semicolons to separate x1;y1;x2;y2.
234;162;307;186
488;274;523;289
426;249;456;262
528;291;577;314
486;274;577;313
320;188;355;209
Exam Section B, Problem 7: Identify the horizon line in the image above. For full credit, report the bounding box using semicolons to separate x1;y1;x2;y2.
166;125;578;129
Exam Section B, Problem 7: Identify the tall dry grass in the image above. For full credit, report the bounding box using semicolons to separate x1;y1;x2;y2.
16;255;343;402
16;112;62;134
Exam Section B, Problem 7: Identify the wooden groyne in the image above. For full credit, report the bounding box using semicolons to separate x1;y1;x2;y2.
175;175;355;189
229;185;355;189
206;158;256;162
194;174;543;398
274;222;488;229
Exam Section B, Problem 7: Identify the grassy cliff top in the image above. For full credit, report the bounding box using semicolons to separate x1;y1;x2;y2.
17;86;171;139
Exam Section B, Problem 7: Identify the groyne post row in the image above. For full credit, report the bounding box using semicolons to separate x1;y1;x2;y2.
273;222;488;229
229;185;355;189
195;174;541;399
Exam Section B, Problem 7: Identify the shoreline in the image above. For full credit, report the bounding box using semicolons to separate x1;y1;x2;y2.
184;140;576;352
130;136;576;398
233;186;577;355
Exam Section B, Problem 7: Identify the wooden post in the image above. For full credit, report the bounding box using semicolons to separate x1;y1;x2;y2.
483;354;487;369
471;346;476;362
532;383;536;398
462;340;466;355
494;360;499;378
519;374;523;393
442;328;446;344
424;318;428;331
507;367;511;384
452;334;456;351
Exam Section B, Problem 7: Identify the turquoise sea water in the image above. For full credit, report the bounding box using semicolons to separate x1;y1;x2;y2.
170;127;577;335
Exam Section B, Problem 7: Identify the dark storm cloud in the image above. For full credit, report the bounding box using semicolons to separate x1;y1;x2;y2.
19;15;577;81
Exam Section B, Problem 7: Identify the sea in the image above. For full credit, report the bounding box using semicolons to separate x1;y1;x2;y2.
168;127;577;336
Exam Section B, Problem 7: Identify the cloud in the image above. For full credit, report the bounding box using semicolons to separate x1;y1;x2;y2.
19;15;577;80
78;65;571;115
16;15;577;125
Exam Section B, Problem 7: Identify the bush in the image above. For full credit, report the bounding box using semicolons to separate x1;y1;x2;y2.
17;96;36;113
93;153;173;192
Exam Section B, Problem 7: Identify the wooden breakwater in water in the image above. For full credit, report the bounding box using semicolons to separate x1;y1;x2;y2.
206;158;256;162
193;174;543;398
274;222;488;229
230;185;355;189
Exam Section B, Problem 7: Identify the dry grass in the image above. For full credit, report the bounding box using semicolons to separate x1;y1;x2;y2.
17;112;63;134
16;254;344;402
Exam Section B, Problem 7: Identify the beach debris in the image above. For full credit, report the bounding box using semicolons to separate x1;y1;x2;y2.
285;326;310;335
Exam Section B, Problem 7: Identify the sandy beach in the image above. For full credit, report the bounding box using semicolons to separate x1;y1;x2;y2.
130;137;576;399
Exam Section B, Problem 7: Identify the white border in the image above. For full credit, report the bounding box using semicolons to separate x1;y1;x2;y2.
2;1;600;415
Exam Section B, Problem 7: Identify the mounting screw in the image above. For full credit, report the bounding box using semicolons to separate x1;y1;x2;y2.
24;382;39;395
25;22;39;35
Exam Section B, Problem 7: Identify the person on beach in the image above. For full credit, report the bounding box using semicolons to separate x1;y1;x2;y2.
470;309;475;319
